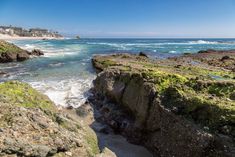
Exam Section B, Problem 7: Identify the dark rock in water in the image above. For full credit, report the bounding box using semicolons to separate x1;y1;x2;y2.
0;71;6;75
30;49;44;56
183;52;191;55
139;52;148;57
221;55;230;61
198;49;216;53
0;71;9;78
198;49;235;54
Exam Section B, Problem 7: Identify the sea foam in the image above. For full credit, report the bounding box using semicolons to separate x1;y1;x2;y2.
29;77;95;108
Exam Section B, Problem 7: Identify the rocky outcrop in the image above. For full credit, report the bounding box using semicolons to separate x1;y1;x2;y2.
0;81;100;157
0;40;30;62
183;49;235;72
29;49;44;56
91;53;235;157
0;40;44;63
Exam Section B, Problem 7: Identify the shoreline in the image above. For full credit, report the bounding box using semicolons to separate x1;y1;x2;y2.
0;34;64;40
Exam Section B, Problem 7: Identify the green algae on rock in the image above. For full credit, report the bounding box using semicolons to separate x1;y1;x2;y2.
0;81;100;157
92;53;235;157
0;81;56;112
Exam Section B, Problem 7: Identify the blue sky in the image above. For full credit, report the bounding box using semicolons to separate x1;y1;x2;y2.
0;0;235;38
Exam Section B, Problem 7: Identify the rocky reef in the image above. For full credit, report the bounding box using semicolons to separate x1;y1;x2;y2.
0;40;44;63
91;52;235;157
0;81;100;157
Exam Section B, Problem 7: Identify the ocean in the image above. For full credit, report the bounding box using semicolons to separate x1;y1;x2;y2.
1;38;235;107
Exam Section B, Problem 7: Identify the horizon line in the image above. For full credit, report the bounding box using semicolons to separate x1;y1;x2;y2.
65;36;235;39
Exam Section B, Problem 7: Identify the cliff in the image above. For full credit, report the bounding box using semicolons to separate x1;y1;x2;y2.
0;81;99;157
91;52;235;157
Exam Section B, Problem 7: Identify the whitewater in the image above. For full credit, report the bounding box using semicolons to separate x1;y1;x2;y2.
1;38;235;108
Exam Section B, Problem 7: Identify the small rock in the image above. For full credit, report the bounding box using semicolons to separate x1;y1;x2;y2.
109;120;118;129
229;92;235;100
66;105;73;110
76;104;92;117
36;145;50;157
139;52;148;58
220;125;232;134
221;55;230;61
174;65;181;68
203;126;209;131
0;71;7;75
30;49;44;56
65;151;72;156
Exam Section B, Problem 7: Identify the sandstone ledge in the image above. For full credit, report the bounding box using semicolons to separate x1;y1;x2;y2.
91;52;235;157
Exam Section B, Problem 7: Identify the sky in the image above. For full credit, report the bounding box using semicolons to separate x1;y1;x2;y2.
0;0;235;38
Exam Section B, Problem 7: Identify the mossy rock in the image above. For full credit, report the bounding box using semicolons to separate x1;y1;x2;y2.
0;40;29;62
0;81;56;112
92;53;235;136
84;126;100;156
0;40;24;54
0;81;100;156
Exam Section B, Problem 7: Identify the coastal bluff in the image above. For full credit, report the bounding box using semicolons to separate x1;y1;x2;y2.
91;52;235;157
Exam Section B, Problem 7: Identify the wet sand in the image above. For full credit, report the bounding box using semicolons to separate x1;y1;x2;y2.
96;132;153;157
64;107;153;157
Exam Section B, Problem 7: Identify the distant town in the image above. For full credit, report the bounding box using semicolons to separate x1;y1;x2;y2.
0;25;63;38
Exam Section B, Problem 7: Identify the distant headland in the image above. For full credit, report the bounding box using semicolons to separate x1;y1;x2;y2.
0;25;64;40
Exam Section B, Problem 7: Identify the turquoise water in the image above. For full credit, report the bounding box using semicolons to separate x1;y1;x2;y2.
1;38;235;107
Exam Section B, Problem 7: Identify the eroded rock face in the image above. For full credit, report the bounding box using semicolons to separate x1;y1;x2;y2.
91;53;235;157
0;81;99;157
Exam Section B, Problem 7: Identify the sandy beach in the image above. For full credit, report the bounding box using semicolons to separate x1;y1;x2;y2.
0;34;64;40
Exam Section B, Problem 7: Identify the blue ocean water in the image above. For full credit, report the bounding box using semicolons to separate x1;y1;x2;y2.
1;38;235;107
